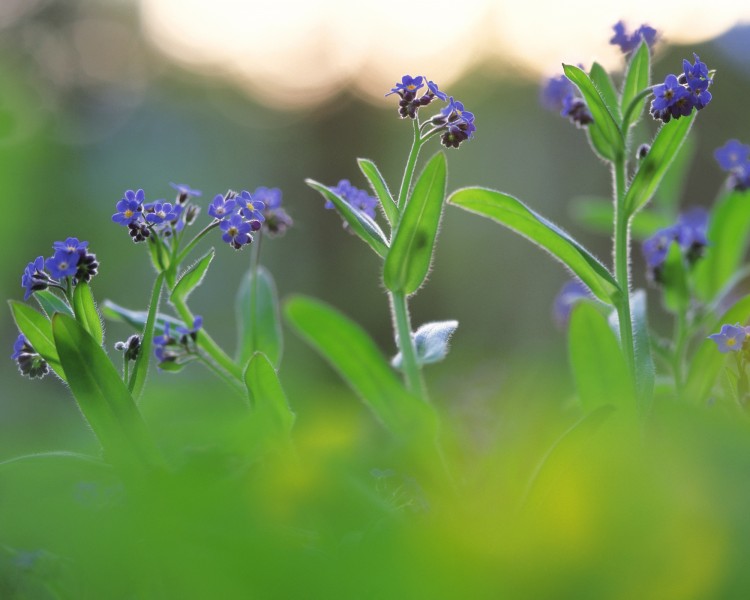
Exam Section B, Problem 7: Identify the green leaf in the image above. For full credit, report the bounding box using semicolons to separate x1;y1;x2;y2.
685;294;750;405
101;300;181;331
236;266;283;369
631;290;655;411
568;302;636;413
620;40;651;130
9;300;64;378
170;248;214;305
570;196;670;240
358;158;399;227
51;313;162;470
34;290;73;318
306;179;389;257
72;282;104;346
652;136;695;214
693;191;750;302
449;187;620;304
128;273;164;401
563;64;623;161
589;62;621;122
244;352;295;439
624;112;695;215
284;295;436;436
384;152;447;295
660;243;690;314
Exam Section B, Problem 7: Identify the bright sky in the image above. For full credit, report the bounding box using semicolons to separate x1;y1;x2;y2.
138;0;749;108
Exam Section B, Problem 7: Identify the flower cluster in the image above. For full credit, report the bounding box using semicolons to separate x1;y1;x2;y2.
541;74;593;128
21;238;99;300
609;21;658;54
650;54;713;123
153;317;202;367
714;139;750;192
253;187;293;237
112;188;191;243
114;334;142;362
11;334;49;379
386;75;476;148
642;208;708;281
709;323;749;354
326;180;378;219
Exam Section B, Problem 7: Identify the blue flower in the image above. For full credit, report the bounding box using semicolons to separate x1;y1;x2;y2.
610;21;658;54
253;186;293;236
642;226;678;270
683;54;712;110
153;322;175;363
237;190;265;230
169;182;202;204
708;323;748;353
11;334;27;361
386;75;424;97
552;280;591;328
541;74;592;127
21;256;52;300
387;74;448;119
434;97;475;126
220;213;253;249
427;80;448;101
208;194;237;220
328;180;378;219
144;202;180;225
53;238;88;253
46;249;80;279
112;189;145;226
714;140;750;171
650;56;713;123
675;207;708;258
728;164;750;192
176;315;203;342
11;333;49;379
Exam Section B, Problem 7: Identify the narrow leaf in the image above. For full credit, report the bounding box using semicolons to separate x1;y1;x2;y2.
236;266;283;368
589;62;621;122
563;64;623;161
621;40;651;130
625;112;695;215
449;187;620;304
72;282;104;346
693;190;750;302
128;273;164;401
52;314;162;470
568;302;636;413
384;152;447;295
34;290;73;318
170;248;214;304
9;300;64;378
284;296;436;436
358;158;399;227
685;294;750;405
306;179;389;257
244;352;295;438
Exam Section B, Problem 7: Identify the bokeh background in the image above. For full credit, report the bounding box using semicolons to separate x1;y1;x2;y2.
1;0;750;459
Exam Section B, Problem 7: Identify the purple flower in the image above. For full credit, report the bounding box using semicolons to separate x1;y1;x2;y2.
715;140;750;172
728;164;750;192
11;334;27;361
112;189;145;226
153;322;175;363
46;249;80;279
53;238;88;253
552;280;592;328
220;213;253;249
208;194;237;220
253;187;293;236
11;333;49;379
21;256;52;300
387;74;449;119
328;180;378;219
650;55;713;123
169;182;202;204
541;74;592;127
386;75;424;97
237;190;265;229
441;119;476;149
642;226;678;269
145;202;180;225
708;323;748;353
427;80;448;101
675;207;708;255
610;21;658;54
176;316;203;341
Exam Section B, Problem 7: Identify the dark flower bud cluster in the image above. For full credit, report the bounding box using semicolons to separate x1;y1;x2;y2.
11;334;49;379
541;74;593;128
642;207;708;283
386;75;476;148
714;139;750;192
650;54;712;123
113;186;197;243
21;238;98;300
153;317;202;367
609;21;658;54
326;180;378;220
114;334;142;362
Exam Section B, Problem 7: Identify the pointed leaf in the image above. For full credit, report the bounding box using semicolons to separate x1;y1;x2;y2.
358;158;399;227
621;40;651;130
52;314;162;470
392;320;458;368
384;152;447;295
693;190;750;302
590;62;621;122
449;187;620;304
568;302;636;413
284;295;436;436
72;282;104;346
306;179;389;257
563;64;624;161
244;352;295;439
9;300;64;378
685;294;750;405
127;273;164;401
34;290;73;318
170;248;214;304
624;112;695;215
236;266;283;368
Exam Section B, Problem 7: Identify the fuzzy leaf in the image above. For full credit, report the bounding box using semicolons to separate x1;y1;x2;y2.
621;40;651;130
244;352;295;439
589;62;621;123
72;282;104;346
34;290;73;318
358;158;399;227
170;248;214;305
9;300;65;378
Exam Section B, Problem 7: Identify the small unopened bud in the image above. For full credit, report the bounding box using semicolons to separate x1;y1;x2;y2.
637;143;651;159
186;205;200;226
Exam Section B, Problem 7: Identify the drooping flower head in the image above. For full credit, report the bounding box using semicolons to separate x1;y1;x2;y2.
21;256;52;300
11;333;49;379
153;318;202;368
714;139;750;192
642;208;710;281
610;21;658;54
650;55;713;123
115;334;142;362
169;182;202;204
708;323;748;354
327;180;378;220
541;74;592;127
253;186;293;236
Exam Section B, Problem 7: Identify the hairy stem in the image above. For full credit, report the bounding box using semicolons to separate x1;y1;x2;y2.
396;119;423;210
614;156;636;377
390;290;427;400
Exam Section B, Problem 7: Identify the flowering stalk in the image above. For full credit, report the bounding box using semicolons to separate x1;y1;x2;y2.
397;120;423;211
390;290;426;398
614;156;636;376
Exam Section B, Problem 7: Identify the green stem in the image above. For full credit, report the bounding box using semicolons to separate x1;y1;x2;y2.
249;231;263;357
198;353;247;401
129;273;165;400
396;119;423;210
170;296;243;381
614;156;636;378
621;87;654;135
172;221;221;270
390;290;426;400
123;355;130;385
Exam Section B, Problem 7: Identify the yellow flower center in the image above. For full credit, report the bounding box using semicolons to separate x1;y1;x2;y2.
125;209;134;218
727;338;737;347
